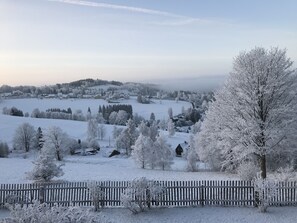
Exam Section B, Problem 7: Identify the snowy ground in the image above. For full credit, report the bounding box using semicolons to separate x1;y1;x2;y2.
0;97;191;121
0;152;237;184
1;206;297;223
0;98;297;221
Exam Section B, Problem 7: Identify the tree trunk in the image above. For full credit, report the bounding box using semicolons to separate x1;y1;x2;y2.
56;150;61;161
259;154;267;179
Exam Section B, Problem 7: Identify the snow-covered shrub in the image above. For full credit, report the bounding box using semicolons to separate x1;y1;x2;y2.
120;177;165;214
0;141;9;158
271;167;297;181
27;146;64;182
253;175;278;213
3;200;106;223
186;135;198;172
237;161;258;180
87;182;106;211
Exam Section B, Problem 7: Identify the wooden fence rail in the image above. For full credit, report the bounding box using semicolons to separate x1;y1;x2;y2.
1;181;297;208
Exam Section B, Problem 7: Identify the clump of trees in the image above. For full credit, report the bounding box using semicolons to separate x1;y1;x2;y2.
132;129;173;170
2;106;24;117
99;104;132;122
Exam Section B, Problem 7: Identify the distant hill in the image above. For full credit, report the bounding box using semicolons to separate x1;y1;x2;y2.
149;75;226;92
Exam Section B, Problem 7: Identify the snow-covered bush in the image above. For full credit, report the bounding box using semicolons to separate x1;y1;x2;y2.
253;175;278;213
27;146;64;182
237;161;258;181
121;177;165;214
3;200;106;223
0;141;9;158
87;182;106;211
186;135;198;172
271;167;297;181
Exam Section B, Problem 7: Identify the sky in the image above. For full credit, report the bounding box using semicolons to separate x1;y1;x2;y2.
1;0;297;86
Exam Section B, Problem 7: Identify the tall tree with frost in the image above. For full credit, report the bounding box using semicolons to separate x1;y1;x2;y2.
167;119;175;137
36;127;44;150
13;123;36;152
98;123;106;140
126;119;138;147
197;47;297;178
149;120;159;141
168;107;173;119
154;134;173;170
115;129;131;155
87;118;98;141
45;126;69;161
131;134;151;169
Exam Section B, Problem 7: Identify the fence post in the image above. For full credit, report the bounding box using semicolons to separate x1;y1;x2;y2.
200;182;204;207
39;184;45;204
254;184;259;207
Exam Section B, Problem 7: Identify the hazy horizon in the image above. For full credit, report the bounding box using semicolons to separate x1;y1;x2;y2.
1;0;297;86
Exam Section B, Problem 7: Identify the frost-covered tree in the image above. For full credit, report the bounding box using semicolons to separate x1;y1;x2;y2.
168;107;173;119
44;126;69;161
86;107;92;120
148;120;159;141
96;112;105;124
116;110;129;125
197;47;297;178
27;146;64;182
36;127;44;150
167;119;175;137
115;129;131;155
149;112;155;124
126;119;139;147
138;121;149;136
87;118;98;141
13;123;36;152
132;134;151;169
154;134;173;170
108;111;117;125
186;135;198;172
98;124;106;140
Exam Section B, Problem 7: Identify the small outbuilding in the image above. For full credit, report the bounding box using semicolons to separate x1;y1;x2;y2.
175;144;184;157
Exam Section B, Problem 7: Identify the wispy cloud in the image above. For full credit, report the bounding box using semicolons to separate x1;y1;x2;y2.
49;0;225;26
49;0;185;18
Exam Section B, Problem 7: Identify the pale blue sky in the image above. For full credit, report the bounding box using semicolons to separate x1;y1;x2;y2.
1;0;297;86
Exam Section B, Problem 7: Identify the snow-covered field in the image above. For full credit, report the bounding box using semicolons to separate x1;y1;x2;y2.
0;98;237;184
0;97;191;120
0;98;296;222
